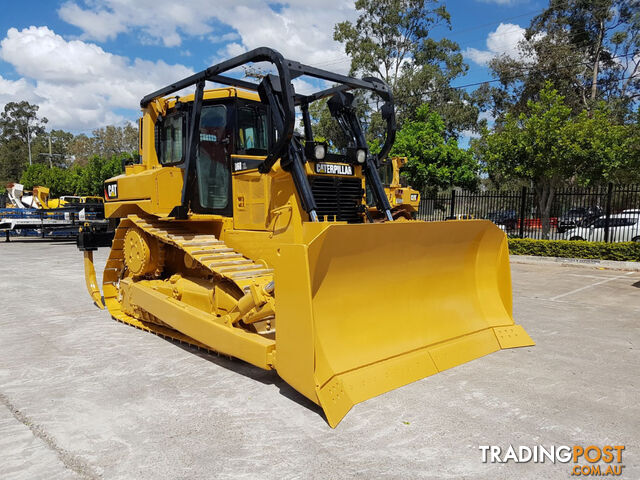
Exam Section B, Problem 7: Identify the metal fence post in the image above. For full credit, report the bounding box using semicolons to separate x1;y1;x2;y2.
519;186;527;238
449;190;456;219
604;183;613;242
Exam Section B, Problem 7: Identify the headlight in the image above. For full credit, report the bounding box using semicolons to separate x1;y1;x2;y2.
314;144;326;160
356;149;366;164
304;141;328;161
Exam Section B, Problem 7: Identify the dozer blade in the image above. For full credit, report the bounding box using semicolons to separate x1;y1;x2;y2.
83;250;104;309
273;220;533;427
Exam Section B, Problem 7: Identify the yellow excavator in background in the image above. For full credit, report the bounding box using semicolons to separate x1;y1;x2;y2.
78;47;533;428
368;156;420;220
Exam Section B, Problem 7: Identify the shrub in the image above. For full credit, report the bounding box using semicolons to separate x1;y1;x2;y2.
508;238;640;262
19;153;129;197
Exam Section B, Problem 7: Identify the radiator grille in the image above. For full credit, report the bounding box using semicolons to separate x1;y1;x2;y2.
309;175;364;223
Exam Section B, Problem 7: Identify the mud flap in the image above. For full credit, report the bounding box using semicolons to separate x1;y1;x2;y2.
273;220;534;427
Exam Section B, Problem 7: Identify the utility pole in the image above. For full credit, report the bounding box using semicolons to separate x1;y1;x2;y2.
26;117;32;165
38;132;65;167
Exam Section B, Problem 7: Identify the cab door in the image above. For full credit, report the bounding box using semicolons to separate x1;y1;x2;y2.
193;104;233;216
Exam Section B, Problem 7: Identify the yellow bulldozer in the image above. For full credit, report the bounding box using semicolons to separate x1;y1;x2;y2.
368;156;420;220
78;47;533;427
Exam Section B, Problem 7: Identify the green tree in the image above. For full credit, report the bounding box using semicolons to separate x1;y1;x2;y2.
31;129;75;168
20;153;127;197
69;125;138;165
92;124;138;157
307;96;370;151
19;164;73;197
334;0;478;136
68;133;95;165
0;101;48;183
485;0;640;120
478;83;631;238
73;154;127;196
530;0;639;107
389;104;479;193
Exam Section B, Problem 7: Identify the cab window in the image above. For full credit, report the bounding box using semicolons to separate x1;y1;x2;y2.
237;106;268;155
377;162;393;186
196;105;229;210
159;114;184;164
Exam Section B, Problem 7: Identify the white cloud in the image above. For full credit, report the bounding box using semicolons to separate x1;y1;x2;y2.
0;75;38;104
57;0;354;71
292;78;326;96
464;23;528;66
208;32;242;44
58;0;215;47
0;26;193;131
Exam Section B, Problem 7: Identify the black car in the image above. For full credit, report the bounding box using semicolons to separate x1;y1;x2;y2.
557;206;603;233
486;210;518;230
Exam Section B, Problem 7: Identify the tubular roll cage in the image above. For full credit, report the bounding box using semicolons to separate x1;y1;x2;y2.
141;47;396;222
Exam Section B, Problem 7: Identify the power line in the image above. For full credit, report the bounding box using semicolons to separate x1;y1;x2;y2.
311;8;632;70
441;9;542;37
449;52;639;90
311;9;545;68
353;68;638;111
347;50;638;108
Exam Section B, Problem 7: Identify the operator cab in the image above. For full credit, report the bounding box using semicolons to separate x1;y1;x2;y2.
156;94;269;216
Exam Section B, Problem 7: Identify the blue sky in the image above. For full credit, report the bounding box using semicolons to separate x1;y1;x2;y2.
0;0;545;133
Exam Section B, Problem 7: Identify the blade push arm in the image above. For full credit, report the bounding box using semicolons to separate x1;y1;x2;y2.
327;92;394;222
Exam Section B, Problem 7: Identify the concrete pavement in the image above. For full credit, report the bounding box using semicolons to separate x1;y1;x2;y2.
1;240;638;479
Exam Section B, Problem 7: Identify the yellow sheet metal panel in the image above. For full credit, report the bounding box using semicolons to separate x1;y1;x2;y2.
271;244;318;402
128;282;275;369
493;325;535;349
232;169;270;230
306;221;510;386
475;229;514;323
104;200;154;218
317;346;440;427
427;329;501;372
270;219;532;426
154;167;183;212
169;88;260;106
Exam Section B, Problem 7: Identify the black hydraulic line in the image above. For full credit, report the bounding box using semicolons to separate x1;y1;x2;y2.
300;103;313;142
257;74;290;173
259;75;318;221
378;100;396;162
363;158;393;222
327;92;394;221
288;140;319;221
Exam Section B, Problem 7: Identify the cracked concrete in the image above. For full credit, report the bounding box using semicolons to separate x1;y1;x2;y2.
0;240;638;479
0;392;99;480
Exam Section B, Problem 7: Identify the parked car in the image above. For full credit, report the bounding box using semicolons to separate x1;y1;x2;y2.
564;214;640;242
486;210;518;230
557;206;603;233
